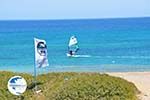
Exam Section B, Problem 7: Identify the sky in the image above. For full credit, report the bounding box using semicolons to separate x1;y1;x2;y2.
0;0;150;20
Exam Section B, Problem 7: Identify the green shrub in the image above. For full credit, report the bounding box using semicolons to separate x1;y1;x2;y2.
0;71;138;100
52;73;138;100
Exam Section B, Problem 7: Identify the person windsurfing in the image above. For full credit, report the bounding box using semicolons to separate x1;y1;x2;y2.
67;35;79;57
69;50;73;56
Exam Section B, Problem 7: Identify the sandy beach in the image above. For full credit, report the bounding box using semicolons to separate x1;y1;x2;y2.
107;72;150;100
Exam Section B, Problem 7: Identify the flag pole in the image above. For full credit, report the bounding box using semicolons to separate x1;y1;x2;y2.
34;57;37;92
33;38;49;93
34;38;37;92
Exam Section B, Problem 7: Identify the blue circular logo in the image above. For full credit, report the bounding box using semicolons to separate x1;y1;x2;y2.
7;76;27;95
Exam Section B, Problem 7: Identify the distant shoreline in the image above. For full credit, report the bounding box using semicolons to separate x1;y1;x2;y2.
1;64;150;74
1;65;150;74
0;69;150;75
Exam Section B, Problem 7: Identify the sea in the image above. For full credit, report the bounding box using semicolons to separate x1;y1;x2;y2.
0;17;150;74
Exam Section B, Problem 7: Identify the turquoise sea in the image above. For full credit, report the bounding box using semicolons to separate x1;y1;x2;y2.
0;17;150;73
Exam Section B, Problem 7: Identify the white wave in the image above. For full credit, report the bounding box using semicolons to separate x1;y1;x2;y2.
94;56;150;59
68;54;150;59
72;55;92;58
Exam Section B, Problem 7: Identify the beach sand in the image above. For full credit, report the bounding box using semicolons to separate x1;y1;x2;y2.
107;72;150;100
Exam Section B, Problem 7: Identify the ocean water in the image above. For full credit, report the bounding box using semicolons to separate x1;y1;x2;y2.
0;17;150;73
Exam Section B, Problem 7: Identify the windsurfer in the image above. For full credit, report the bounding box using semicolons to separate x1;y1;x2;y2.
69;50;73;56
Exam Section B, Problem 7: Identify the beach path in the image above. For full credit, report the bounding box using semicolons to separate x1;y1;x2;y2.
107;72;150;100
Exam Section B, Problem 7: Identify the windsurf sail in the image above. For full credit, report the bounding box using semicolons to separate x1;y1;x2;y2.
68;36;79;54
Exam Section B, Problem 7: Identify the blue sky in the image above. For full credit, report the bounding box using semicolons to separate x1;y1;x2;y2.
0;0;149;20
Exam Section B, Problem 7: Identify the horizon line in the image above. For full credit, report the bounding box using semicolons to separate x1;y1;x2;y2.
0;16;150;21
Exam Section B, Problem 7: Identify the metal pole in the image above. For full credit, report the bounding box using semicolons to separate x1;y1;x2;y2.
34;59;37;92
34;38;37;92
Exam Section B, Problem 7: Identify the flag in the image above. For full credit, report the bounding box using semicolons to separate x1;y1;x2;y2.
34;38;49;68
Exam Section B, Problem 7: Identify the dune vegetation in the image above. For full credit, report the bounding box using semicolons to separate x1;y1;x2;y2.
0;71;139;100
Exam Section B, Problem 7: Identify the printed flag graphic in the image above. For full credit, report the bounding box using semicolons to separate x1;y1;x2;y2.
34;38;49;68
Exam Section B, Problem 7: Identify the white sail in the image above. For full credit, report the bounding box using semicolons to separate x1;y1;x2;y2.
69;36;78;47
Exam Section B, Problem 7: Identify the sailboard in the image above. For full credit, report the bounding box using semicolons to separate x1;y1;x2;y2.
66;35;79;57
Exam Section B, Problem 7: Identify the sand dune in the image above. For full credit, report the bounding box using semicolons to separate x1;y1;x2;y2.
107;72;150;100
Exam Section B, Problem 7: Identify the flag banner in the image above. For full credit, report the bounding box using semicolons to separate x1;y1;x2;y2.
34;38;49;68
